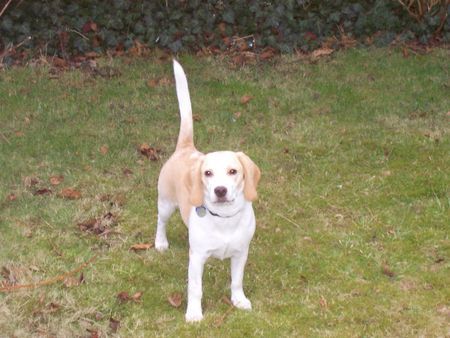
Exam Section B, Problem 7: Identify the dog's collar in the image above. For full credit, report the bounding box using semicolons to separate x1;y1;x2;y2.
196;206;241;219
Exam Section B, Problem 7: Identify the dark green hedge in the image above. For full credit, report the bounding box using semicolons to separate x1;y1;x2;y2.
1;0;448;56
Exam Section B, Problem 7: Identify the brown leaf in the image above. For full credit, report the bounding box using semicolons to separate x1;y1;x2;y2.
49;175;64;186
146;79;159;88
139;143;160;161
109;318;120;333
7;193;17;201
260;47;276;60
382;263;395;278
24;176;39;187
240;95;253;105
100;145;109;155
60;188;81;200
130;243;153;251
123;168;133;177
87;329;100;338
131;291;143;301
312;47;334;58
33;188;52;196
146;77;172;88
64;276;81;288
52;57;67;68
193;114;202;122
233;111;242;119
15;130;24;137
168;292;183;308
319;295;328;309
221;295;233;306
117;291;130;303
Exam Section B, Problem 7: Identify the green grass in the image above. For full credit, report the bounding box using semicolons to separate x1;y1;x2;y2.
0;48;449;337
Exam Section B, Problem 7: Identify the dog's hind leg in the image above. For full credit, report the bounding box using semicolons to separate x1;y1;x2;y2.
155;198;176;251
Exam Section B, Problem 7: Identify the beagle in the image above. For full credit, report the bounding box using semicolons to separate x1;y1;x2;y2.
154;60;261;322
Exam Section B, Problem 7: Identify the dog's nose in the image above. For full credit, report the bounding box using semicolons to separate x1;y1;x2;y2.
214;186;227;198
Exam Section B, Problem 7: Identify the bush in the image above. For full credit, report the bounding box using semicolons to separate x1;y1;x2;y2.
0;0;448;56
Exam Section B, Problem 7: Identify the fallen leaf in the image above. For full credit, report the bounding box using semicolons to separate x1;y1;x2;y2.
77;212;117;236
46;302;61;313
130;243;153;251
33;188;52;196
64;276;81;288
60;188;81;200
233;111;242;119
319;295;328;309
15;131;24;137
87;329;99;338
402;47;410;58
49;175;64;186
312;47;334;58
52;57;67;68
139;143;160;161
260;47;276;60
221;295;233;306
382;263;395;278
109;318;120;333
193;114;202;122
24;176;39;187
123;168;133;177
117;291;130;303
131;291;143;301
100;145;109;155
240;95;253;105
168;293;183;308
436;305;450;317
146;79;159;88
7;193;17;201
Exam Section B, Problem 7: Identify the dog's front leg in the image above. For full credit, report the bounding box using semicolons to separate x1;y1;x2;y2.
230;250;252;310
186;251;206;322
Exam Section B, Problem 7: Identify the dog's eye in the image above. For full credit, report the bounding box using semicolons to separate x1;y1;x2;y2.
228;169;237;175
204;170;213;177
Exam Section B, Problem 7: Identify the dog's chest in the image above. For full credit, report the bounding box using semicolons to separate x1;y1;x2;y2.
189;210;255;260
208;228;248;260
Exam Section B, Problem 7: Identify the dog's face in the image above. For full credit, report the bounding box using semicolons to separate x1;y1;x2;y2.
187;151;260;208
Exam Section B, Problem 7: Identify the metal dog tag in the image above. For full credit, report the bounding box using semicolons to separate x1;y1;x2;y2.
195;206;207;217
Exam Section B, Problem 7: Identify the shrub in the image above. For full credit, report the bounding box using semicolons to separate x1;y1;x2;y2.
0;0;448;57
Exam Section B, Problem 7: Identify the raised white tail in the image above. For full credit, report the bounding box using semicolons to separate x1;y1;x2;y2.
173;60;194;150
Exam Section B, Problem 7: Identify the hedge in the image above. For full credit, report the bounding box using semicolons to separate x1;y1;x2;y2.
0;0;448;58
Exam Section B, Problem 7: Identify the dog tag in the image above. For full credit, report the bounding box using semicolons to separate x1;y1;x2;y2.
195;206;207;217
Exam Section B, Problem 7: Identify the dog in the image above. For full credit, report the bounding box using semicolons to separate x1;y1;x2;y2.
154;60;261;322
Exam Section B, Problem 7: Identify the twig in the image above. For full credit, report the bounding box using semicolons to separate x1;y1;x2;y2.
0;131;11;145
67;28;89;41
0;254;97;292
0;0;12;17
275;212;301;228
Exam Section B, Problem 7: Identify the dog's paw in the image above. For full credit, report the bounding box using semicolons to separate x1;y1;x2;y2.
231;295;252;310
185;309;203;323
154;238;169;252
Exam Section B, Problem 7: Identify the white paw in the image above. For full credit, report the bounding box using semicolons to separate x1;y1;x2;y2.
232;295;252;310
155;238;169;252
185;309;203;322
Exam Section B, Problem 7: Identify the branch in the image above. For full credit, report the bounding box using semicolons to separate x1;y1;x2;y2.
0;255;97;292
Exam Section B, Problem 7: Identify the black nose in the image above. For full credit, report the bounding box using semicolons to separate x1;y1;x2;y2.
214;186;227;198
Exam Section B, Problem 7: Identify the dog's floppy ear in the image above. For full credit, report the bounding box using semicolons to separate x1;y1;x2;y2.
236;152;261;202
185;157;205;206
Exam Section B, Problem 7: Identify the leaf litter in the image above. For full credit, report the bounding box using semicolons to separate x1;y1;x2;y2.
78;212;118;236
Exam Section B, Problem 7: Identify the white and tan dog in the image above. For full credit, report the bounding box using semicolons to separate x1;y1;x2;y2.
155;60;261;322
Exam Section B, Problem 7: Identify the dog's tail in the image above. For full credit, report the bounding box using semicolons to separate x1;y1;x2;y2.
173;60;194;150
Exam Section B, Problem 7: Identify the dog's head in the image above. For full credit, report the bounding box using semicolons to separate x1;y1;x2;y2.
186;151;260;208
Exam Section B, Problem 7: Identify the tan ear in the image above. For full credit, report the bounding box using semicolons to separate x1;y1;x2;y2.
236;152;261;201
185;157;204;206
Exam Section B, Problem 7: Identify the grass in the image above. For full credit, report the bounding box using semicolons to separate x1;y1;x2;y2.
0;48;449;337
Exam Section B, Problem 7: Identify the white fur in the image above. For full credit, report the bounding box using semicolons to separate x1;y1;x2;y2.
154;60;260;322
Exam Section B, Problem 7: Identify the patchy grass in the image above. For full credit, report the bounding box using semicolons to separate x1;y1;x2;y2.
0;48;449;337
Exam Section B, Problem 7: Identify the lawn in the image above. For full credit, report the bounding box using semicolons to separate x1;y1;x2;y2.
0;48;449;337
